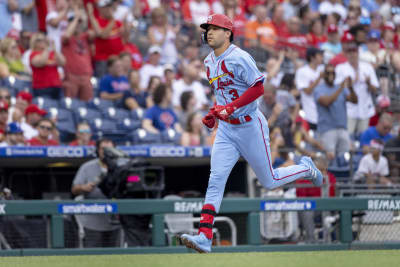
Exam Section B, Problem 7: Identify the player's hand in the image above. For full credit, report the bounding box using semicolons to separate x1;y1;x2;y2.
212;105;235;120
202;112;216;129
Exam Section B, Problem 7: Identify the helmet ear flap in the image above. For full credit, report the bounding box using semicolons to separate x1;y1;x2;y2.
202;30;208;44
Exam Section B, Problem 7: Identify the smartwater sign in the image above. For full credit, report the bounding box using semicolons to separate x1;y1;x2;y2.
58;203;118;214
260;200;316;211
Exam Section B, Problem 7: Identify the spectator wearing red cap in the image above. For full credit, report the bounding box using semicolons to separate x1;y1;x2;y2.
335;33;379;137
62;4;93;101
87;0;127;78
329;32;356;66
369;94;392;127
21;104;47;140
7;91;32;123
321;24;342;63
30;32;66;99
380;21;397;49
28;118;59;146
0;100;9;133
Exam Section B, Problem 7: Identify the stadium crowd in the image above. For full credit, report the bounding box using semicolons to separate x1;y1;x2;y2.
0;0;400;184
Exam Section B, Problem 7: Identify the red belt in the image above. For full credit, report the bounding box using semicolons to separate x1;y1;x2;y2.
224;115;252;125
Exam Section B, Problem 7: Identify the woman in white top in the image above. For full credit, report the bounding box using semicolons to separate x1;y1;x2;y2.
147;7;178;66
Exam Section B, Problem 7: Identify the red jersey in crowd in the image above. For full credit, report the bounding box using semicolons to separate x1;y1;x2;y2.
124;43;143;70
30;51;61;89
93;17;125;61
28;137;59;146
62;33;93;76
296;172;336;197
307;33;327;48
69;140;95;146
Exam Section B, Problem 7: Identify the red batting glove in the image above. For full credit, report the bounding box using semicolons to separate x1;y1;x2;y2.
202;112;216;128
212;105;235;120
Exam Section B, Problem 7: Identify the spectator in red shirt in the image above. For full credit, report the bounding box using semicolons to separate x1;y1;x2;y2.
307;18;327;48
69;122;95;146
271;3;289;39
30;33;66;99
281;16;308;57
62;5;94;101
222;0;247;45
28;118;59;146
87;0;127;78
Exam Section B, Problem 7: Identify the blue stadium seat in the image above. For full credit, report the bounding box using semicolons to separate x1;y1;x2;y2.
1;77;32;96
59;97;87;110
89;118;128;143
54;109;76;143
33;97;59;111
130;108;145;121
102;107;131;121
161;129;182;145
73;107;102;123
87;97;114;110
117;118;141;133
130;128;162;144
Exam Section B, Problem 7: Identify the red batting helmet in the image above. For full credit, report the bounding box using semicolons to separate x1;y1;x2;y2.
200;14;233;31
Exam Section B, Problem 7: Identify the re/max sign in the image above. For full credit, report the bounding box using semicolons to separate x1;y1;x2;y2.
368;200;400;210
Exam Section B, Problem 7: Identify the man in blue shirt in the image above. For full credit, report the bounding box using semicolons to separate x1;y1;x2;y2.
360;113;393;153
142;84;182;133
314;64;358;160
99;57;138;110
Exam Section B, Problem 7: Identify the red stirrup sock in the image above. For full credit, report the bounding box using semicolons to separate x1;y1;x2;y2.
198;204;216;240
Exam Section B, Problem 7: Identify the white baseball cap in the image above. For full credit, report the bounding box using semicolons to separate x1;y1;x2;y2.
148;45;162;55
97;0;113;8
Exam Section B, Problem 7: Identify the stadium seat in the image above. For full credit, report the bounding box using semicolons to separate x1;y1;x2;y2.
1;77;32;96
161;129;182;145
102;107;131;121
117;118;141;133
54;109;76;143
130;108;145;121
87;97;114;110
73;107;102;124
33;97;59;111
59;97;87;110
130;128;162;144
89;118;128;143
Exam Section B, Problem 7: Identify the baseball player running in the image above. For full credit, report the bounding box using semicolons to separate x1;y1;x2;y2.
179;14;323;253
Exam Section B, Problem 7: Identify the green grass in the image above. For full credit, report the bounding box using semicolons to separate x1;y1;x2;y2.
2;250;400;267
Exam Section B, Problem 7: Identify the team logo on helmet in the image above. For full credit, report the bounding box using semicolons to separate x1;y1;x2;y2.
207;15;213;23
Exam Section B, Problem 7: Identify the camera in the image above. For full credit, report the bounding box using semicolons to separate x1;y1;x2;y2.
98;147;165;199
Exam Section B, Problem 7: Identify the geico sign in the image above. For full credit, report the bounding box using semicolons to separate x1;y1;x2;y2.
47;147;84;157
150;146;185;157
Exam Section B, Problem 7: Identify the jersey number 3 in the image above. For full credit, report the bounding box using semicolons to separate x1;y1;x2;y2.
229;89;239;101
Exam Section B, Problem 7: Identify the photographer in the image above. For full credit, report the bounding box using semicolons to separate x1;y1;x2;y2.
71;138;120;247
98;146;154;247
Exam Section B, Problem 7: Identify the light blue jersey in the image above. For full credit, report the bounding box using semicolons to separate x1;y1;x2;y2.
202;44;313;213
204;44;264;118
